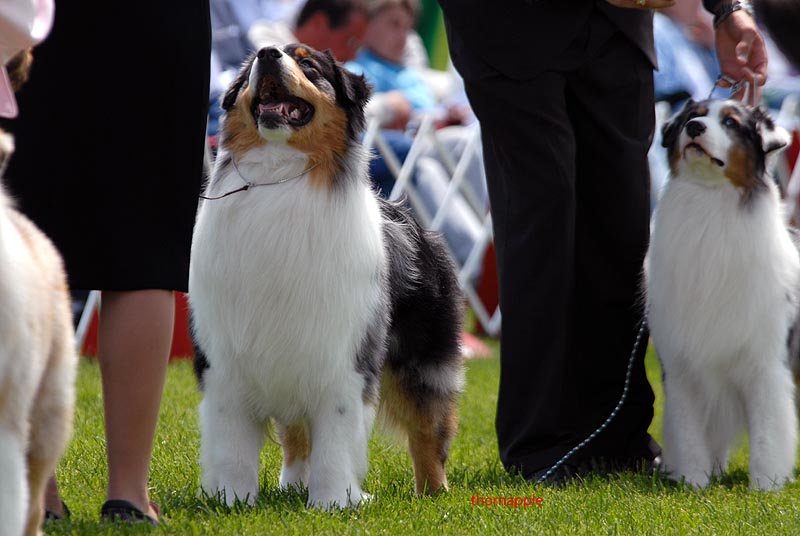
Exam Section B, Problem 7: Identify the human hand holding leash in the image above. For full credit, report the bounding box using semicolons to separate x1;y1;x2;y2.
713;6;767;103
604;0;676;10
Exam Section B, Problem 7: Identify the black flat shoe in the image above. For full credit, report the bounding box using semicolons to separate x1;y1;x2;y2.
45;501;70;521
100;499;159;525
527;463;581;486
586;435;664;475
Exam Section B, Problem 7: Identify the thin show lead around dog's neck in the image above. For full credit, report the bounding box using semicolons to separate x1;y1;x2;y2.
199;158;320;200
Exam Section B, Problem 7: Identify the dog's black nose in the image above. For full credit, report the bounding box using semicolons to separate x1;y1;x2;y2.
685;120;706;139
257;47;282;60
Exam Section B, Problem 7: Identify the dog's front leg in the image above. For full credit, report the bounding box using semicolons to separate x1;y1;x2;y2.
199;374;265;506
306;383;371;510
662;370;713;487
744;366;798;490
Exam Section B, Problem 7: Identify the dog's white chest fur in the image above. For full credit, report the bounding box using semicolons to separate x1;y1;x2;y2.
190;145;384;422
647;180;800;365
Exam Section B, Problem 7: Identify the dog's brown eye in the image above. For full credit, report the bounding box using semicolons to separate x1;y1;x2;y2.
299;58;316;71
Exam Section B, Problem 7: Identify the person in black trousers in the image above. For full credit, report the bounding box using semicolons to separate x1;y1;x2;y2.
437;0;768;481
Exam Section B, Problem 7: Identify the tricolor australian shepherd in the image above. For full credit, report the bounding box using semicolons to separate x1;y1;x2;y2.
189;44;464;509
0;129;76;535
646;99;799;489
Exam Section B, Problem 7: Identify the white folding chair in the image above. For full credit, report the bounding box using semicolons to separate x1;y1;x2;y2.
74;289;100;352
366;116;501;337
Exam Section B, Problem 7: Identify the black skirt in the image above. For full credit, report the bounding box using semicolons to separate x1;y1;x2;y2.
1;1;211;292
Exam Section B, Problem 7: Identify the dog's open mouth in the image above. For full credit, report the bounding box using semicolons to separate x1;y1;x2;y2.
683;142;724;167
253;94;314;128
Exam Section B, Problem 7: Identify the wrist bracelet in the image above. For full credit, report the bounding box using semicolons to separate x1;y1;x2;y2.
713;0;754;29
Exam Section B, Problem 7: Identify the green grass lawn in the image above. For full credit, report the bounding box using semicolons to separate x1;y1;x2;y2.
46;343;800;535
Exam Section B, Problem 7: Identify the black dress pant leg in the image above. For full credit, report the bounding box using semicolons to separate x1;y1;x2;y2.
566;32;656;461
463;22;656;476
466;70;583;475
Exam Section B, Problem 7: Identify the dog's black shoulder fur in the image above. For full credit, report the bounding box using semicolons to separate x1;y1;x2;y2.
377;198;464;402
192;311;210;389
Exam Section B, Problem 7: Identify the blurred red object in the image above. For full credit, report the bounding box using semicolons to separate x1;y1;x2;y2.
474;242;499;337
81;292;194;360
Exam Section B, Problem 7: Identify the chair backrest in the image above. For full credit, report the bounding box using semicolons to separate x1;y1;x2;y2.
364;116;501;337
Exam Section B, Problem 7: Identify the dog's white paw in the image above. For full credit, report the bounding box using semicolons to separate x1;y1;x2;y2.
674;471;709;489
307;486;369;510
750;473;791;491
663;462;709;489
279;460;310;491
204;484;257;507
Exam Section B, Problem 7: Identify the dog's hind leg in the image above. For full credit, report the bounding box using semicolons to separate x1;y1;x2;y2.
744;366;798;490
407;399;458;494
379;367;461;495
277;421;311;490
199;371;265;506
24;343;76;536
0;426;27;536
24;434;55;536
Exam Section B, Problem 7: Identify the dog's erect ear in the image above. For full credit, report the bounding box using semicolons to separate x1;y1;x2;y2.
754;106;791;155
6;49;33;91
338;68;371;139
336;65;370;107
328;50;372;139
661;99;696;149
323;49;371;107
222;56;255;112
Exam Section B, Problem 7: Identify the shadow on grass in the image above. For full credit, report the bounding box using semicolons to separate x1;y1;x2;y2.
161;480;310;517
709;467;751;489
46;519;159;536
447;448;785;497
447;458;759;498
449;458;526;489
